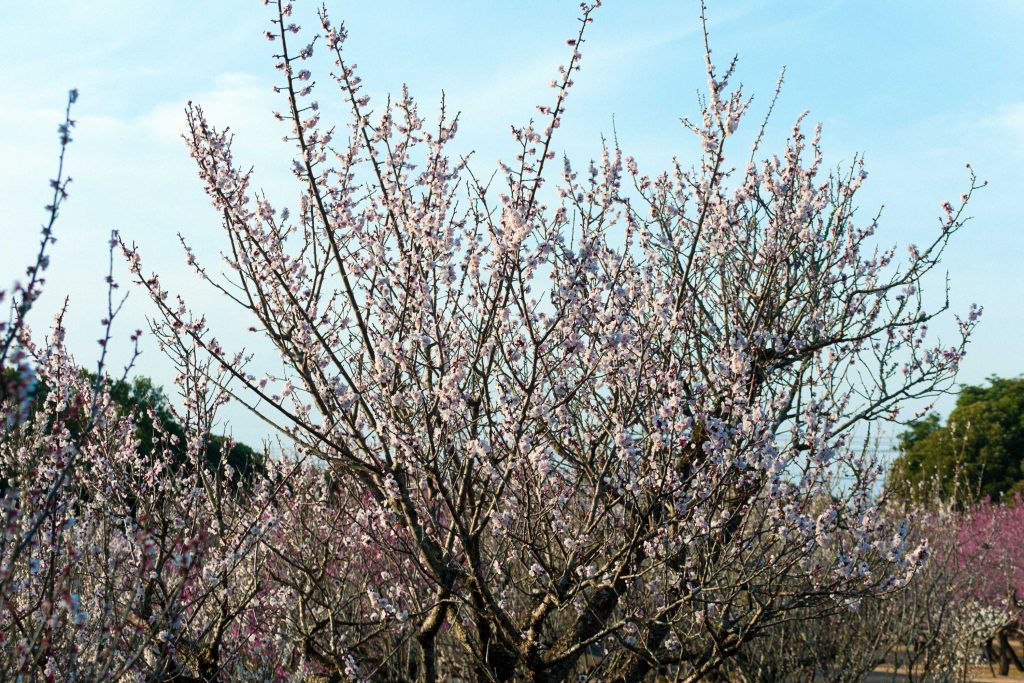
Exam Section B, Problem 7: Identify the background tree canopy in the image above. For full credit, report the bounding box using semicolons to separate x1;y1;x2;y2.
891;376;1024;500
102;374;265;485
2;368;264;487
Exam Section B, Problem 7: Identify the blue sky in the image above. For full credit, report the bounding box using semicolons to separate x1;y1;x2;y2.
3;0;1022;445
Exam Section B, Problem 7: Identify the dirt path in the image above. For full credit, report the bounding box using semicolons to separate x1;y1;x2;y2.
866;665;1024;682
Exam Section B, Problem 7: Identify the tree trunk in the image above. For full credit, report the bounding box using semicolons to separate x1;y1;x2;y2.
999;630;1024;673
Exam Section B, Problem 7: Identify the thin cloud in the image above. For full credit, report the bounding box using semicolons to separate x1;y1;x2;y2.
984;102;1024;159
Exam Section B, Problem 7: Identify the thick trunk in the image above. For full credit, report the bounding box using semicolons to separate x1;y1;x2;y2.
608;619;671;683
415;599;449;683
995;628;1024;676
541;582;623;682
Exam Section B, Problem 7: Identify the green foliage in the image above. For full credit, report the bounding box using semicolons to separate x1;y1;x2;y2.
891;376;1024;501
2;367;265;487
99;374;265;483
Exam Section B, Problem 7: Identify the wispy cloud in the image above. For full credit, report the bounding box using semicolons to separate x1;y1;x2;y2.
983;102;1024;159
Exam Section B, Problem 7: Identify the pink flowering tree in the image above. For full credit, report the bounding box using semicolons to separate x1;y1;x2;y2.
0;93;181;677
955;495;1024;612
0;94;282;681
954;492;1024;677
721;489;1017;683
118;1;981;680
